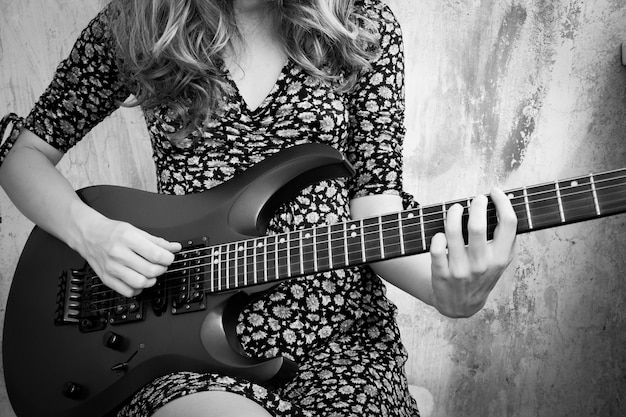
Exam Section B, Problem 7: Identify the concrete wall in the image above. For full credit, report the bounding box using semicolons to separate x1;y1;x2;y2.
1;0;625;416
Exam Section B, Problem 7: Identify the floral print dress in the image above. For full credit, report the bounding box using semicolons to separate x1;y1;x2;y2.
23;0;420;415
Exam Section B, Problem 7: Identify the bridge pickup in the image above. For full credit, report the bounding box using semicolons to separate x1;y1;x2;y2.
109;293;144;325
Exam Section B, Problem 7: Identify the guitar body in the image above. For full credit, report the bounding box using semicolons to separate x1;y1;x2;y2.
2;144;354;417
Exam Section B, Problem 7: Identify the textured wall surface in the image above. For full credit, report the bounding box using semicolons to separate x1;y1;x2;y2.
1;1;625;416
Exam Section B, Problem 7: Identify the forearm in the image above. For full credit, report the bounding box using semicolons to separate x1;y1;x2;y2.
368;253;437;307
0;130;103;250
349;193;438;306
0;129;181;297
350;191;517;318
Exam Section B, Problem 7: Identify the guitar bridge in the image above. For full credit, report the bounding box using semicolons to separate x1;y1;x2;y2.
55;269;83;325
55;264;145;332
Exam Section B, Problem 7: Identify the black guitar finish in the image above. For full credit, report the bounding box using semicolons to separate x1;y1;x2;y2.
2;143;354;417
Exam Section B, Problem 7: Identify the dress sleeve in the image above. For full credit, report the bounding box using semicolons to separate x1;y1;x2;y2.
345;0;407;201
24;3;130;153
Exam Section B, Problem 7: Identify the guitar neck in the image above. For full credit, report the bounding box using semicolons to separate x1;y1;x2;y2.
168;168;626;293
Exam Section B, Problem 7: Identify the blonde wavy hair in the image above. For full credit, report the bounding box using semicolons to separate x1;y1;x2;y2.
110;0;379;142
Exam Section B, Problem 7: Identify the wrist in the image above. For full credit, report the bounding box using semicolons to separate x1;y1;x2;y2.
431;286;485;319
65;198;106;252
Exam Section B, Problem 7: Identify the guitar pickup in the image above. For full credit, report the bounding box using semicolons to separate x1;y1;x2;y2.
168;237;208;315
109;293;144;325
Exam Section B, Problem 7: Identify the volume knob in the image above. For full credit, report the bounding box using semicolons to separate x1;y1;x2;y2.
103;331;125;351
62;381;84;399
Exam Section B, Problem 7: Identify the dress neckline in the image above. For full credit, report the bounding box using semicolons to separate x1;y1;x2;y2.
223;59;291;117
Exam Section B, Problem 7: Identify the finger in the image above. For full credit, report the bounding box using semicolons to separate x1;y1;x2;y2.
149;234;183;253
116;246;169;279
444;203;467;266
467;194;488;262
429;232;449;277
107;261;159;290
128;230;180;266
101;274;143;298
490;188;518;258
108;239;169;279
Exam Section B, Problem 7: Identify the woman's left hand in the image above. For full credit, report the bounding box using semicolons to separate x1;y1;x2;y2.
430;188;517;318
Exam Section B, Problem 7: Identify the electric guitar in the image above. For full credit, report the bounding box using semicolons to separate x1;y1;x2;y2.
3;143;626;417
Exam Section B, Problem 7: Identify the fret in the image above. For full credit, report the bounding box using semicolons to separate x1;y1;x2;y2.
315;225;330;271
590;174;601;215
381;212;401;258
594;170;626;215
419;206;426;251
251;240;257;285
554;181;565;223
506;190;530;233
218;246;226;291
265;236;277;281
345;220;362;266
301;230;315;275
261;238;268;282
363;216;382;262
227;243;237;290
254;239;264;284
397;212;405;256
219;244;229;291
245;240;255;286
288;231;300;277
286;233;292;277
343;223;349;266
558;176;596;223
234;243;243;287
378;216;385;259
359;219;366;263
299;232;304;275
210;247;217;293
330;223;345;268
327;225;334;270
312;229;319;272
401;209;422;255
523;187;534;229
422;204;445;247
241;243;249;287
277;235;289;279
527;183;561;229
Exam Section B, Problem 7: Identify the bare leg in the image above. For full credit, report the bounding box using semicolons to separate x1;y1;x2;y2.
152;391;273;417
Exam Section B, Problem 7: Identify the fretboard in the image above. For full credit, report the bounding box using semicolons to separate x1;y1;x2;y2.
166;168;626;294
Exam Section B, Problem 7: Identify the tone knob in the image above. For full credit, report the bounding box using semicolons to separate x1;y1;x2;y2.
62;381;84;399
103;331;125;351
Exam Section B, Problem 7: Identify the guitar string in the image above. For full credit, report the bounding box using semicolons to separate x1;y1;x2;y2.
89;178;626;299
82;179;626;312
86;178;626;305
167;170;626;262
163;173;626;272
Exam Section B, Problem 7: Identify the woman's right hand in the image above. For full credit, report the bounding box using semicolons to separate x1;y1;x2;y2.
0;130;181;299
76;214;182;298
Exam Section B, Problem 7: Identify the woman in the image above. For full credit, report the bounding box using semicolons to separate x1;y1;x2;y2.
0;0;517;416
